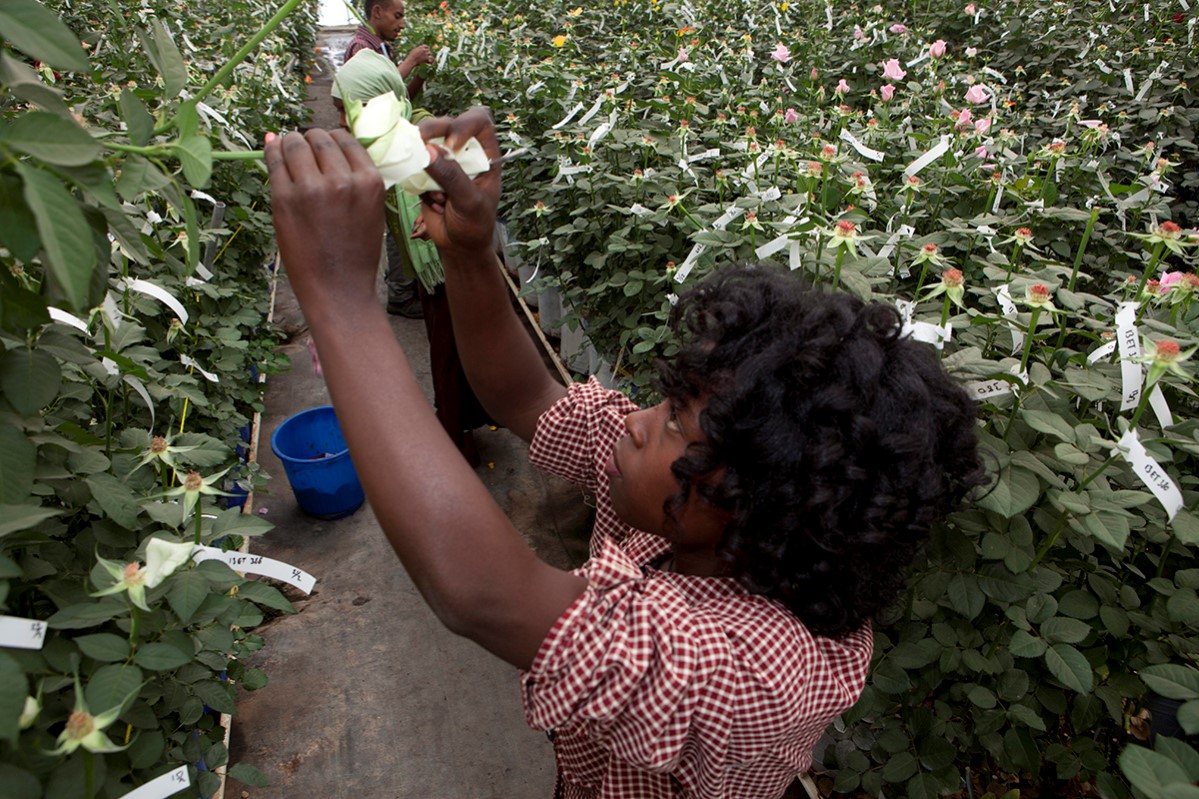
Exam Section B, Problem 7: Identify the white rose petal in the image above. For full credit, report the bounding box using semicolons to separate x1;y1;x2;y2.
351;91;491;194
143;538;196;588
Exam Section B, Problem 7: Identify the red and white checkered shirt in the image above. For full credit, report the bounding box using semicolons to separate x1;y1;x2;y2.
524;379;874;799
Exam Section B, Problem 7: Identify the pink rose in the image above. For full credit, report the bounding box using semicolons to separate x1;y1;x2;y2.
1161;271;1185;288
974;118;992;135
853;25;865;40
965;3;977;15
771;43;792;63
810;66;819;79
678;48;688;62
929;39;947;58
955;108;973;128
889;23;907;33
880;84;895;101
784;108;799;123
835;78;851;95
881;59;907;81
964;84;989;104
975;145;988;159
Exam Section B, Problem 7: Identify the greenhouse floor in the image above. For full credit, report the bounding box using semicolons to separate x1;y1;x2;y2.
228;31;592;797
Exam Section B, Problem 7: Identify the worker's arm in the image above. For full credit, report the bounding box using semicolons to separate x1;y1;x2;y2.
264;129;584;668
398;45;432;99
416;109;567;443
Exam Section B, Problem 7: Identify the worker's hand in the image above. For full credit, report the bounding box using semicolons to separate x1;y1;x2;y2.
265;128;384;317
411;212;430;240
417;108;501;257
402;44;435;70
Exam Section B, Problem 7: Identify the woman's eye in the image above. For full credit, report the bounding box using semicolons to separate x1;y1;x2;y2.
666;408;682;433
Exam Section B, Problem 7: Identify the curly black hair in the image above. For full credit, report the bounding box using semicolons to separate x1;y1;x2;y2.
657;265;987;639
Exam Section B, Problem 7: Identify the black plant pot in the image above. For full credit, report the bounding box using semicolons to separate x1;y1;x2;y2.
1146;693;1186;741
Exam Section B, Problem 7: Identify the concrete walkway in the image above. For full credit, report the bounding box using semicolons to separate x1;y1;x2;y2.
228;30;591;798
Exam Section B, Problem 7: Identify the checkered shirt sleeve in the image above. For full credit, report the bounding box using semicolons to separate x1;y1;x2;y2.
522;381;875;799
528;377;639;494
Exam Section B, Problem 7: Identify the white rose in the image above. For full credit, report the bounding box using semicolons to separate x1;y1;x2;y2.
352;92;490;194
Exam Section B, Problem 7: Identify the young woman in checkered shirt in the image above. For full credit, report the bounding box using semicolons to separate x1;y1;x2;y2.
265;111;986;799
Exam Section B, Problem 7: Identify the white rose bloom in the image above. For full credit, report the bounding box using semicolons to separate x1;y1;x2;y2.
353;91;490;194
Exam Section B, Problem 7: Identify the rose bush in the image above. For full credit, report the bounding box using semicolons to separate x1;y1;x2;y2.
413;0;1199;795
0;0;317;796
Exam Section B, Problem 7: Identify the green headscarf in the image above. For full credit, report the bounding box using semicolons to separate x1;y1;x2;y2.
332;50;409;108
333;50;442;288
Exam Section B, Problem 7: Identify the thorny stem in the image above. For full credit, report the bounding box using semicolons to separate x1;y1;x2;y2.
1136;241;1165;297
128;605;141;653
832;245;846;290
1018;307;1042;375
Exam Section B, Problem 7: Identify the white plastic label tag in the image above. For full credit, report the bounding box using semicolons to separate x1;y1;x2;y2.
1115;430;1183;521
904;135;951;177
994;284;1023;355
0;615;48;650
192;546;316;594
116;766;190;799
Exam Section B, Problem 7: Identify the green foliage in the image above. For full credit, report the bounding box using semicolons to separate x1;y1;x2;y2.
414;0;1199;795
0;0;316;795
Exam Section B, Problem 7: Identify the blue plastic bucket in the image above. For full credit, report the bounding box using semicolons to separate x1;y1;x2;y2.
270;406;364;519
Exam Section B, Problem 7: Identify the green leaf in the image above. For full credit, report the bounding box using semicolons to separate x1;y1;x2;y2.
1020;408;1076;443
1083;510;1130;551
1040;616;1092;645
0;503;62;538
0;424;35;504
1172;510;1199;546
1044;643;1093;693
138;20;187;100
119;89;155;147
168;569;209;624
946;573;985;620
1166;589;1199;627
235;581;295;614
75;632;130;662
174;135;213;188
0;0;90;71
0;51;70;117
1156;737;1199;782
0;173;41;264
975;464;1040;518
85;473;142;529
906;773;941;799
0;346;62;416
0;764;40;799
85;663;143;714
1008;702;1048;732
134;641;194;671
0;650;28;745
1120;745;1192;796
14;161;97;310
212;507;274;538
240;667;268;691
227;762;269;788
47;599;126;629
968;685;998;709
882;751;919;783
1004;727;1040;774
1178;700;1199;735
116;155;171;199
192;679;236;715
127;729;165;770
0;111;100;166
1141;665;1199;700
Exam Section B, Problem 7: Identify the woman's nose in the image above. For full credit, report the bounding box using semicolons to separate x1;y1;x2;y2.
625;408;650;447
